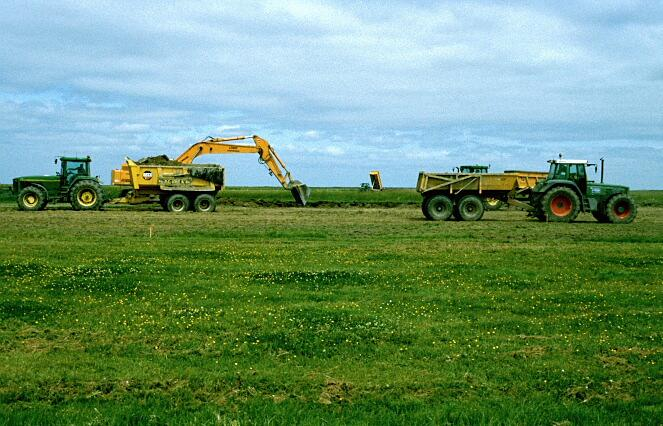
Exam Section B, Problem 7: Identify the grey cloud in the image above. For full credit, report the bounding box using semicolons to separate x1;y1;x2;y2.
0;1;661;188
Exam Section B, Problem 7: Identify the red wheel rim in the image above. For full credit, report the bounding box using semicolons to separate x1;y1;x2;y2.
550;195;572;216
613;201;631;219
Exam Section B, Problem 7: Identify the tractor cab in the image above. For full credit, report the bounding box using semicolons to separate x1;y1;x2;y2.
57;156;91;185
458;165;489;174
546;159;589;193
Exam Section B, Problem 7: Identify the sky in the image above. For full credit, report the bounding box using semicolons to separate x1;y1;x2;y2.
1;0;662;188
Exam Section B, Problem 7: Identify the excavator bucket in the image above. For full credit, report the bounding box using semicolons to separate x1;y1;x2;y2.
290;180;310;206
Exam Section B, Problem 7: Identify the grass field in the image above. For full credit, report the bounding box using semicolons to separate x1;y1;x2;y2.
0;188;661;424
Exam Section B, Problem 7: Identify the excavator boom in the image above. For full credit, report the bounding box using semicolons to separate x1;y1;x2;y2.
176;135;309;206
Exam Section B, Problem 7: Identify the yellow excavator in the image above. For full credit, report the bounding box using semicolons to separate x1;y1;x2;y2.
175;135;310;205
111;134;310;209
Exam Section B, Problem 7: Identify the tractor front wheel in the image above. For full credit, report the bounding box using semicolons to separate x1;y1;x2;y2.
605;194;637;224
542;187;580;223
70;181;103;211
456;195;485;221
17;187;47;211
425;195;453;221
193;193;216;213
166;194;189;213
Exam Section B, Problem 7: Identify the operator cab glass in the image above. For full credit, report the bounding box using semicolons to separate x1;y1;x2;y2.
460;165;489;173
61;160;89;183
549;163;569;180
65;161;88;176
548;162;588;192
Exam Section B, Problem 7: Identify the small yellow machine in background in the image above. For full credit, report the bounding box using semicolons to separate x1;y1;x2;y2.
369;171;383;191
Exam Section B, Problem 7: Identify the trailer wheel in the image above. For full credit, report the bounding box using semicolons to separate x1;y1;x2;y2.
421;196;433;219
483;197;504;211
193;194;216;213
542;187;580;222
17;186;47;211
457;195;485;221
166;194;189;213
425;195;453;221
605;194;637;224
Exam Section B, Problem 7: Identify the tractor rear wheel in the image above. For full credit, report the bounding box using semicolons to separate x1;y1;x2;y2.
542;187;580;222
70;181;103;211
605;194;637;224
425;195;453;221
193;193;216;213
17;186;47;211
457;195;485;221
166;194;189;213
483;197;504;211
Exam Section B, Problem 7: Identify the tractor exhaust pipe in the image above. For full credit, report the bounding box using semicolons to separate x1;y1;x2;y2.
600;157;605;183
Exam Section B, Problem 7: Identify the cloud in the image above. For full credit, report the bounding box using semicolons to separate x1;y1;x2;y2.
0;1;661;188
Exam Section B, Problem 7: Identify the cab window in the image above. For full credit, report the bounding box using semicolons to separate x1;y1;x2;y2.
66;161;87;176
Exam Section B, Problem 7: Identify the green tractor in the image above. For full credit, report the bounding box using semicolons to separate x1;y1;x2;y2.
12;156;104;211
531;158;636;224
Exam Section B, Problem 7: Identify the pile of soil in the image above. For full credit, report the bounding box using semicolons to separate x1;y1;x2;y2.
136;155;182;166
190;167;225;186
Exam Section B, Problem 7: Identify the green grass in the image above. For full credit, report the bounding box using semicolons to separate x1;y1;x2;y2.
0;189;661;424
2;183;660;207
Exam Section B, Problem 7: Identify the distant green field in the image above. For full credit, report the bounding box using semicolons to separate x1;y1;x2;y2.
0;197;661;423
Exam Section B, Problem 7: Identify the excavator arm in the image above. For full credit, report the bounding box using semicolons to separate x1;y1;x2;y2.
176;135;310;206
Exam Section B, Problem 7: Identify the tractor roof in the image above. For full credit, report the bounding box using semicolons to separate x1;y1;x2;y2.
548;159;588;165
60;156;91;162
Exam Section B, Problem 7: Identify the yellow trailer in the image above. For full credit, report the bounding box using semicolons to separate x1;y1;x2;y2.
416;170;548;221
110;159;224;212
369;171;383;191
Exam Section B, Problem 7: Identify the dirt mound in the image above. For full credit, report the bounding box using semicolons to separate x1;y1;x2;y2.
136;155;182;166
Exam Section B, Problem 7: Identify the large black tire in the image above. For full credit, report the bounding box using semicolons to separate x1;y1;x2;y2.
425;195;453;221
17;186;47;211
542;187;580;223
421;196;433;220
166;194;189;213
483;197;504;211
70;181;103;211
605;194;637;224
193;193;216;213
456;195;485;221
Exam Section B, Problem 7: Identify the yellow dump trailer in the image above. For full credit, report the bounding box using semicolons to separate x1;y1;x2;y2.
416;170;548;221
369;171;384;191
110;159;224;212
